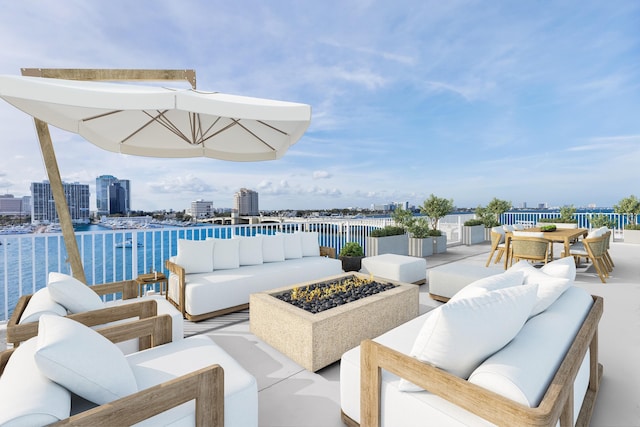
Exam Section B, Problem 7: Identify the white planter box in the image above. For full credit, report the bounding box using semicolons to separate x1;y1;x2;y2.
462;225;485;245
408;237;433;257
433;235;447;253
366;234;409;257
624;229;640;244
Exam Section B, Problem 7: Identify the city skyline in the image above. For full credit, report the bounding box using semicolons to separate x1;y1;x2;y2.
0;2;638;211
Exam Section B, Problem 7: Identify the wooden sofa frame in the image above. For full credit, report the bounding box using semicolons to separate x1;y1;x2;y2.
165;245;336;321
0;314;224;427
6;279;158;348
342;295;603;427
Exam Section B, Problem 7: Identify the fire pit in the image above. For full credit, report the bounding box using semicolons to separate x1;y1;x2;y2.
250;272;419;371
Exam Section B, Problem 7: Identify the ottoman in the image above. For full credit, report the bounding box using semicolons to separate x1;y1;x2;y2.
360;254;427;284
428;263;503;302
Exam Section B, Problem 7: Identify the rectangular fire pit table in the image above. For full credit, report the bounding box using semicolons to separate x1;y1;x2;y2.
249;272;419;372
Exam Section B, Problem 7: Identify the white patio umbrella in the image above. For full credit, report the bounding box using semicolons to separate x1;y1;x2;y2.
0;70;311;282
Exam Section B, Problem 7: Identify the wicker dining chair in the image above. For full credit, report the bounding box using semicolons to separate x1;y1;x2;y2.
508;236;551;267
485;227;506;267
566;234;610;283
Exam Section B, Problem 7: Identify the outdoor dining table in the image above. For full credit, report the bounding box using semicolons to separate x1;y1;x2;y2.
504;227;589;269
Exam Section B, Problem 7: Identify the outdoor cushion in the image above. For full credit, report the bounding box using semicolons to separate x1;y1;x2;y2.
0;337;71;426
403;283;538;386
512;230;545;238
510;260;573;317
212;238;240;270
262;234;285;262
19;287;67;324
47;272;104;313
281;232;303;259
175;239;215;274
234;235;263;266
540;255;577;280
449;269;525;302
297;231;320;257
34;315;138;405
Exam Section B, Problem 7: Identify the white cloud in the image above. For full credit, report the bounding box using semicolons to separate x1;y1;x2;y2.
313;170;331;179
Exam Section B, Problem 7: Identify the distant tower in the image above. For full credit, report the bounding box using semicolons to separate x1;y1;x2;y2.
191;199;213;218
108;182;126;215
234;188;259;216
96;175;131;215
30;181;90;224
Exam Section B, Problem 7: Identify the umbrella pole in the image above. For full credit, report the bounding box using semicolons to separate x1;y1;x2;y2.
34;119;87;284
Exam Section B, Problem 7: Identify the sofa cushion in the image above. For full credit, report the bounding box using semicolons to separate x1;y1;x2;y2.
234;235;264;266
281;233;303;259
19;287;68;324
34;315;138;405
262;234;285;262
297;231;320;257
175;239;215;274
403;283;538;384
0;337;71;426
212;238;240;270
540;256;577;281
47;272;104;314
449;269;524;302
510;260;572;317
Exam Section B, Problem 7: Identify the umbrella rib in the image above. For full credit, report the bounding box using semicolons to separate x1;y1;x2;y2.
82;110;124;122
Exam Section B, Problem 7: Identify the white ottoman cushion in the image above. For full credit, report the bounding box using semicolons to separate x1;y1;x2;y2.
361;254;427;283
428;263;503;300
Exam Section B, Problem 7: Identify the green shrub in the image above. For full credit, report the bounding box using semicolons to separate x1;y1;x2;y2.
540;224;557;232
370;225;406;237
625;224;640;231
589;214;615;229
463;219;484;226
408;217;431;238
538;217;577;224
339;241;364;257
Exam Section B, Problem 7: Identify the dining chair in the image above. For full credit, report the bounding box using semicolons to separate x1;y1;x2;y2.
566;234;609;283
485;226;506;267
508;236;551;267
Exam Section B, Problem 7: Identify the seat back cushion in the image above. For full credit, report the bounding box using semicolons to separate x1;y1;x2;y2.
262;234;285;262
510;260;573;317
47;272;104;314
280;232;303;259
0;338;71;426
34;315;138;405
234;235;264;266
401;283;538;388
175;239;215;273
211;238;240;270
297;231;320;256
449;269;525;302
19;287;68;324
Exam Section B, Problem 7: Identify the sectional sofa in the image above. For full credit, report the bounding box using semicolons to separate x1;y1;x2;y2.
165;231;343;321
340;257;603;426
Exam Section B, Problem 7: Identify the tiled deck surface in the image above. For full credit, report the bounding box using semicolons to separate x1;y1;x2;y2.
1;241;638;426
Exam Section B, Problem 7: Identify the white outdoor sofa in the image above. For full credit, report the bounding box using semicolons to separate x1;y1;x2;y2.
340;257;603;427
0;313;258;426
165;232;343;321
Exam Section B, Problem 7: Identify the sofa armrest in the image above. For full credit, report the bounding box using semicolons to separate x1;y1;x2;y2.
7;299;160;350
360;295;603;427
51;364;223;427
165;259;187;317
91;280;138;300
320;246;336;259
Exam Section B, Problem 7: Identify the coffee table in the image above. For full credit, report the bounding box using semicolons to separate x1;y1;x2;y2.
249;272;419;372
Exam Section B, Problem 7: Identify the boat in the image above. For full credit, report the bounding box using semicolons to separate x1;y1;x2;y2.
115;239;143;248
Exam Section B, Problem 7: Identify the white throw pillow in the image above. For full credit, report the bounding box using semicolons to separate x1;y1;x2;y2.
509;261;572;316
280;232;303;259
19;287;68;324
34;315;138;405
297;231;320;257
540;256;577;281
262;234;285;262
47;272;104;314
450;269;524;302
175;239;215;274
211;238;240;270
234;235;264;266
0;338;71;426
403;283;538;385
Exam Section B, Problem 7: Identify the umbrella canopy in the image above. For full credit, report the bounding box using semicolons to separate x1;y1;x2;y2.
0;75;311;161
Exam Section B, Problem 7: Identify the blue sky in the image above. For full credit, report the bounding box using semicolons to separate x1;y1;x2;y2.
0;1;638;211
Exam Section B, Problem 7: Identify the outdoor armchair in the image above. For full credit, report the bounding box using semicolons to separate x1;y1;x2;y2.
508;235;551;267
485;227;506;267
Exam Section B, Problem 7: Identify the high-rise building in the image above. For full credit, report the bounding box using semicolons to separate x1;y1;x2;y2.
0;194;23;216
191;199;213;218
109;182;127;215
234;188;259;216
96;175;131;215
30;181;90;224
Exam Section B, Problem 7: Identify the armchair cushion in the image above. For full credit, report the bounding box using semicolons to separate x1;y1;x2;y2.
47;272;104;313
18;287;67;324
212;238;240;270
234;235;264;266
449;269;524;302
403;283;538;386
175;239;215;274
0;338;71;426
510;260;573;317
297;231;320;257
34;315;138;405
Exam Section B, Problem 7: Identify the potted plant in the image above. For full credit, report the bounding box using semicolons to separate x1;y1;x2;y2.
407;217;433;257
614;195;640;243
419;194;454;253
538;205;578;228
339;242;365;272
462;218;485;245
366;225;408;256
